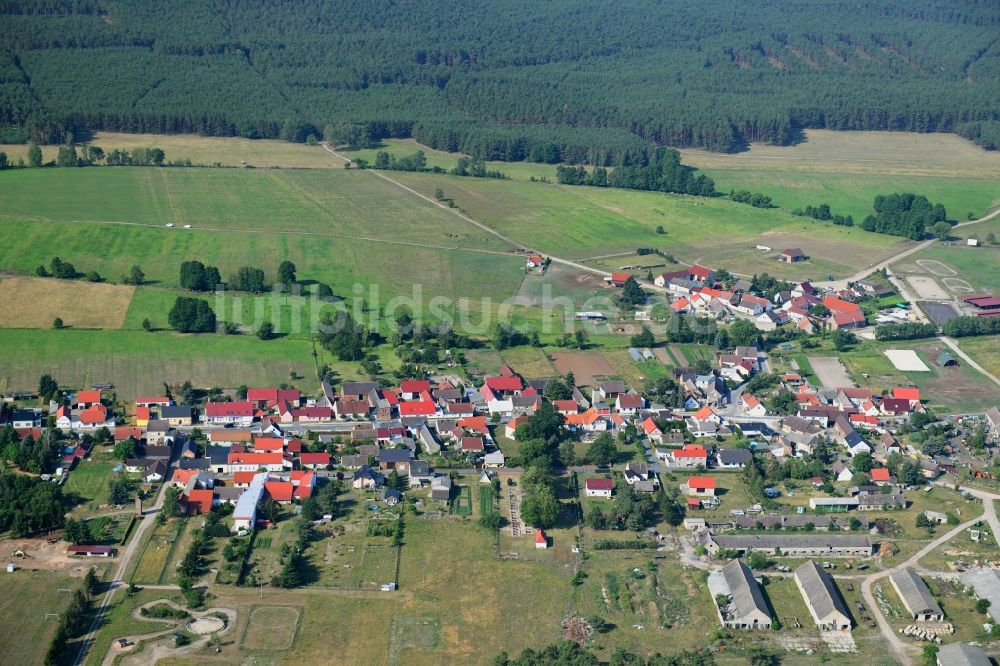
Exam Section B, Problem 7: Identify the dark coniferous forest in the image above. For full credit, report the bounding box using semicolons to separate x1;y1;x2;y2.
1;0;999;161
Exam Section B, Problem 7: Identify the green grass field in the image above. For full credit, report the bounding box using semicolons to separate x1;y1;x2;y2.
0;167;525;303
342;138;557;181
2;132;348;169
896;244;1000;294
0;571;79;665
64;460;117;514
0;328;317;397
681;129;1000;223
388;170;907;280
837;339;1000;413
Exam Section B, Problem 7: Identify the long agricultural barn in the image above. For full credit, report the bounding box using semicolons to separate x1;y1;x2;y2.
793;560;852;631
704;534;873;558
707;560;772;630
889;568;944;622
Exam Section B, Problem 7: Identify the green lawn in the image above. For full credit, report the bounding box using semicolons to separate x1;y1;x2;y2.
898;244;1000;294
64;460;116;514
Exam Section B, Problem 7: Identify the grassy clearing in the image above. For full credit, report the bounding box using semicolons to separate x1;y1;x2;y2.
0;327;316;398
82;588;184;666
0;571;78;665
64;459;116;514
0;276;135;329
388;170;907;280
681;129;1000;221
499;346;555;377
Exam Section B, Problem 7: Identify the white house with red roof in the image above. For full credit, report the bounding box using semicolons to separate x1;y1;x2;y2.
399;379;431;400
526;255;545;270
585;477;614;497
741;394;767;418
204;401;255;426
668;444;709;469
641;417;663;444
683;476;717;497
535;529;549;548
615;392;644;415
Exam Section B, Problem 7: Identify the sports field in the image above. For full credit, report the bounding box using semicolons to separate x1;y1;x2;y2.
681;129;1000;222
0;276;135;329
0;571;78;665
388;170;907;280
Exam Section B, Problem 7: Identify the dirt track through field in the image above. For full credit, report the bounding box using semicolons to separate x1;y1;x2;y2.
809;356;854;388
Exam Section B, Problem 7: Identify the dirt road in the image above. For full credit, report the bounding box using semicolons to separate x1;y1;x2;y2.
73;471;173;666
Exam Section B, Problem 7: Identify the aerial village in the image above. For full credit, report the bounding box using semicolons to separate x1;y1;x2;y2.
3;258;1000;665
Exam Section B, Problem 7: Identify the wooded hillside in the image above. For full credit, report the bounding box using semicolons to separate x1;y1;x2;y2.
1;0;999;157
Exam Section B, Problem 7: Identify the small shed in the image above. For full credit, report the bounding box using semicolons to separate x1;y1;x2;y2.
937;352;958;367
535;529;548;549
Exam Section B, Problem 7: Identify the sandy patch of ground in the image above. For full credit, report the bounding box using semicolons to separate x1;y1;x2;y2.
187;616;225;635
906;275;949;300
884;349;930;372
0;276;134;329
550;351;616;387
916;259;957;277
809;356;854;388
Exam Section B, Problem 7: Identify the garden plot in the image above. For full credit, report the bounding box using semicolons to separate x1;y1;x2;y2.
884;349;930;372
906;276;949;300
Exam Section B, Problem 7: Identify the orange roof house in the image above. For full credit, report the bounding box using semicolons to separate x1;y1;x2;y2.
892;388;921;402
871;468;891;483
184;489;214;515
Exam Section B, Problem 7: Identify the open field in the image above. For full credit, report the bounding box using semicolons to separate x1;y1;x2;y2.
2;132;347;169
550;351;617;387
681;130;1000;222
0;276;135;329
0;168;524;303
839;340;1000;413
243;605;301;651
63;458;117;514
129;519;186;584
0;328;316;397
957;336;1000;379
498;346;556;378
342;138;556;181
895;245;1000;295
389;170;908;280
809;356;853;388
0;571;78;665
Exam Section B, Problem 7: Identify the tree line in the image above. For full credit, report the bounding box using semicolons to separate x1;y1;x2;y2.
3;0;998;154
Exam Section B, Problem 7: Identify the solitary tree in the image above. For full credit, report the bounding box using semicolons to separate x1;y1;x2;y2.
52;317;64;329
256;321;275;340
127;265;145;285
277;260;297;286
27;143;42;167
